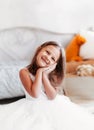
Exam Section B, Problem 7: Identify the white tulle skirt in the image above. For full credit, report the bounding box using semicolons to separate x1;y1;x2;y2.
0;94;94;130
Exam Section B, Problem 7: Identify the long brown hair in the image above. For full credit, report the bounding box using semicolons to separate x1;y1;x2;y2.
27;41;65;86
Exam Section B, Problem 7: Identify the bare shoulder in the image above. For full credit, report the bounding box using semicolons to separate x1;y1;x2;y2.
19;68;32;82
19;68;29;74
19;68;29;77
19;68;33;89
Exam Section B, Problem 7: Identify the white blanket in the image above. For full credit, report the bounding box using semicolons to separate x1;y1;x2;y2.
0;88;94;130
0;61;28;99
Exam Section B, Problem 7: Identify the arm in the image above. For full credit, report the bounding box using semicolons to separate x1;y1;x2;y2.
42;72;57;100
42;64;57;100
19;68;43;98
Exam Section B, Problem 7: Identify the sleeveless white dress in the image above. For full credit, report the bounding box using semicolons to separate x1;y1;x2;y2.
0;73;94;130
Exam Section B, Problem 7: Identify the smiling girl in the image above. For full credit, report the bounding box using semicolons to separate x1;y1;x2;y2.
0;41;94;130
19;41;65;100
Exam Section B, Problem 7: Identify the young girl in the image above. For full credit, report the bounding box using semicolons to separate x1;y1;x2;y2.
19;41;65;100
0;41;94;130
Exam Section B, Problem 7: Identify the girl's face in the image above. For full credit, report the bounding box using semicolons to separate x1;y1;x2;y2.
36;45;60;67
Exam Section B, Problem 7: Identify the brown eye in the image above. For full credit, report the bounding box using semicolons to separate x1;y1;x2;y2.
52;57;55;61
46;50;50;55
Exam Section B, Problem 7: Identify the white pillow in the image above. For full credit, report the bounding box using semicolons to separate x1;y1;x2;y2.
0;61;29;99
79;30;94;59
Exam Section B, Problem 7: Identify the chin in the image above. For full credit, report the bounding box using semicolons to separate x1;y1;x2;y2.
40;65;47;68
38;63;45;68
39;63;49;68
38;61;46;67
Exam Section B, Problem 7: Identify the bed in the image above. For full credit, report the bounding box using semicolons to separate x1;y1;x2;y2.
0;26;73;102
0;26;94;112
0;27;94;130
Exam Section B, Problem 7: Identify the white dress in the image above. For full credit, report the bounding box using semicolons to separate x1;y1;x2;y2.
0;73;94;130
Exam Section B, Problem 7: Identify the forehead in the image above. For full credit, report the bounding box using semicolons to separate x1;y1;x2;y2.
42;45;60;59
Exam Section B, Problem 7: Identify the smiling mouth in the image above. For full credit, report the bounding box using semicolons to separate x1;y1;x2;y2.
41;56;50;64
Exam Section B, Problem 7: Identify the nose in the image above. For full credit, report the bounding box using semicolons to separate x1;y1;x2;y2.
43;55;51;65
46;56;50;64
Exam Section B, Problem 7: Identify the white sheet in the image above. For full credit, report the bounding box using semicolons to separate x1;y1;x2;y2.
0;61;28;99
0;87;94;130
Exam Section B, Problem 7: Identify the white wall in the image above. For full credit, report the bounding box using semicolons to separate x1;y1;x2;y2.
0;0;94;33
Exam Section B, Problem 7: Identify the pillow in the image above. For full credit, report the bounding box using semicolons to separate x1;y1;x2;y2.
0;61;29;99
65;34;86;62
79;30;94;59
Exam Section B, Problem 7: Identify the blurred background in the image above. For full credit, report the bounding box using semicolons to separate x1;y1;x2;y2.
0;0;94;33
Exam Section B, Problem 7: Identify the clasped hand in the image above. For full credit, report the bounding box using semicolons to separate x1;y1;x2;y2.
41;63;57;75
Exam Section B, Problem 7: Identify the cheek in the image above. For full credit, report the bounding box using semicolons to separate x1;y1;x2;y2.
50;61;55;66
36;55;40;65
38;52;43;58
37;53;41;59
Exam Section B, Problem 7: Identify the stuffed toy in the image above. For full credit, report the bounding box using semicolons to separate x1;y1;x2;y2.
66;59;94;76
65;34;86;62
76;64;94;76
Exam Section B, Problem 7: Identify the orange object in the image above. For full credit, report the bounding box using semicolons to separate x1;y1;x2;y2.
65;34;86;62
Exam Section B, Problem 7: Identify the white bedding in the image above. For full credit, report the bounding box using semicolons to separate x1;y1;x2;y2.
0;84;94;130
0;27;94;130
0;61;29;99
